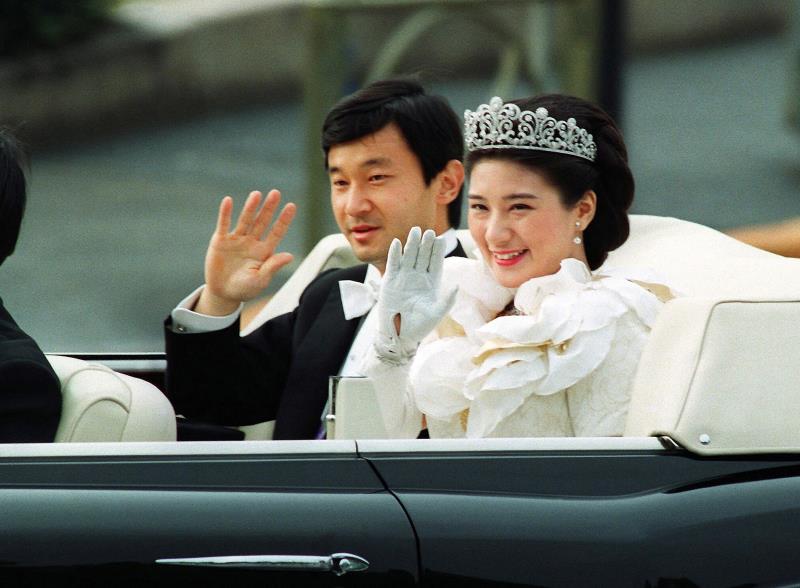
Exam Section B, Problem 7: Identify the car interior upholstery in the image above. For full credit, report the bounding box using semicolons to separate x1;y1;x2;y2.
47;354;176;442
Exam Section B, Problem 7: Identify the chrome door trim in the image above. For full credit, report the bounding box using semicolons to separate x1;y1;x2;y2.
156;553;369;576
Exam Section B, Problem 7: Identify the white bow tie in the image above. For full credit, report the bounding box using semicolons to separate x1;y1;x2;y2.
339;276;381;320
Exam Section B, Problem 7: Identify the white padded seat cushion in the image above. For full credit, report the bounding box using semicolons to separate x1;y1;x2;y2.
615;217;800;453
605;215;800;298
48;355;176;442
625;298;800;454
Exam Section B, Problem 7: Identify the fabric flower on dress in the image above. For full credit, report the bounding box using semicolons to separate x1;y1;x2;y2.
410;256;671;438
463;258;662;438
410;336;476;421
438;256;514;338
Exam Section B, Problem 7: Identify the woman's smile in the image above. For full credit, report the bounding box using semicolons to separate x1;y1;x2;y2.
492;249;529;266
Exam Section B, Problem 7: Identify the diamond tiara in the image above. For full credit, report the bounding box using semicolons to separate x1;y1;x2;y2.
464;96;597;162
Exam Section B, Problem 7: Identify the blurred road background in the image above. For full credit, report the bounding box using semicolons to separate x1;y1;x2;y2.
0;0;798;352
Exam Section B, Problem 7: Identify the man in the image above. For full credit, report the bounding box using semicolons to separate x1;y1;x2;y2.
164;78;466;439
0;129;62;442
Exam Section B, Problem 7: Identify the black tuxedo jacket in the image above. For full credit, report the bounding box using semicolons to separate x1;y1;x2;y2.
0;298;61;443
165;242;466;440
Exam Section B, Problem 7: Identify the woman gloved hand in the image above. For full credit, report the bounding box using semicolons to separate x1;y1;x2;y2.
374;227;458;366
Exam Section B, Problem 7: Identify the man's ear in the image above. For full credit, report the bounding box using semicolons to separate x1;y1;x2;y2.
435;160;465;205
575;190;597;228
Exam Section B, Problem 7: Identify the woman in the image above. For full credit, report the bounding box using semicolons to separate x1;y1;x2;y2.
362;94;673;439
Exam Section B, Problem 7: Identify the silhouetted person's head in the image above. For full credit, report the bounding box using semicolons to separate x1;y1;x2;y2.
0;129;28;267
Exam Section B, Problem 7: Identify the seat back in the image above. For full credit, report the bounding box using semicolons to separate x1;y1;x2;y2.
252;215;800;334
624;297;800;455
605;215;800;297
615;215;800;453
49;355;176;442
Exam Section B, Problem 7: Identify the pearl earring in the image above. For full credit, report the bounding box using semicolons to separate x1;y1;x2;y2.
573;221;582;245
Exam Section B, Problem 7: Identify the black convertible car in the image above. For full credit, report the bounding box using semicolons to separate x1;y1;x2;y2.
4;435;800;587
3;216;800;587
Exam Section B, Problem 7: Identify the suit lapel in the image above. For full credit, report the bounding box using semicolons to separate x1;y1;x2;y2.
449;239;467;259
274;265;366;439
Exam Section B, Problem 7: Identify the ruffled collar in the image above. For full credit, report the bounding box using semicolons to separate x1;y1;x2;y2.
419;255;674;438
440;256;515;335
441;256;671;341
513;258;591;314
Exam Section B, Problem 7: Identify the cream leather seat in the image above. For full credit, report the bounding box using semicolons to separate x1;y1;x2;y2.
604;214;800;298
614;216;800;455
624;297;800;455
48;355;176;442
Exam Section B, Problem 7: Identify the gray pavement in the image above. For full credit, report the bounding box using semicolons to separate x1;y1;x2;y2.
1;33;798;352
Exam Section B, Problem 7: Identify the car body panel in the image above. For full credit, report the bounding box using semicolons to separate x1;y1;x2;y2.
360;439;800;587
2;435;800;586
0;442;417;587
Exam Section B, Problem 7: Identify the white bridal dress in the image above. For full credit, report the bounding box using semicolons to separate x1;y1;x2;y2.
363;256;673;439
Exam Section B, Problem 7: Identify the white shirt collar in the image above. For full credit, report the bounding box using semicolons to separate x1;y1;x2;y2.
440;228;459;256
364;263;382;286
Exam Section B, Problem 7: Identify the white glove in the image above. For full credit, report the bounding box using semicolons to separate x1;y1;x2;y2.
374;227;458;366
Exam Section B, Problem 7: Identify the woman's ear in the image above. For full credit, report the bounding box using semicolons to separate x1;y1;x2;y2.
575;190;597;228
435;160;465;205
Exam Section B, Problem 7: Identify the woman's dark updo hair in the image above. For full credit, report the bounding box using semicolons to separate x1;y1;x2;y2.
466;94;633;270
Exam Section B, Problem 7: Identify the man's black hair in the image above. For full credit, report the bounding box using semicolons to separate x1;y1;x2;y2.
321;78;463;228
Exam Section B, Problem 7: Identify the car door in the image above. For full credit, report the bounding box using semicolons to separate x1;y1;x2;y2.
0;441;418;587
361;437;800;588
